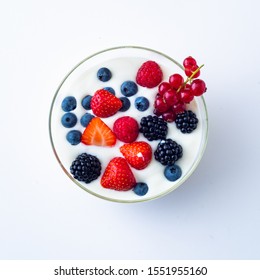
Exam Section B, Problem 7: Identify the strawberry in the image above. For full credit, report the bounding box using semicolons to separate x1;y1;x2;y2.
120;141;152;170
113;116;139;143
101;157;136;191
81;117;116;146
91;89;122;118
136;60;163;88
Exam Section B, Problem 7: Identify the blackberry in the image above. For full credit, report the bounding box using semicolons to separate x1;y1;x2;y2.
154;139;183;166
139;115;168;141
175;110;198;133
70;153;101;183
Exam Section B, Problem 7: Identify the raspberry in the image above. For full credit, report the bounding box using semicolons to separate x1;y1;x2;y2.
136;61;163;88
113;116;139;143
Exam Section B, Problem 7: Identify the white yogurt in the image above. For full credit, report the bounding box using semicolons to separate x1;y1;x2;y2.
50;47;208;202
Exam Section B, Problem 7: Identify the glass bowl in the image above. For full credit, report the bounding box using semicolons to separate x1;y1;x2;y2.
49;46;208;203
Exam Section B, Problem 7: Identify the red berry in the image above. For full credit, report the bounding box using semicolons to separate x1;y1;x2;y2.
183;56;197;68
154;96;169;113
113;116;139;143
120;141;152;170
190;79;207;96
162;110;176;123
136;61;163;88
172;102;186;114
101;157;136;191
163;89;179;106
91;89;122;118
158;82;171;96
169;73;184;90
180;87;194;103
185;65;200;78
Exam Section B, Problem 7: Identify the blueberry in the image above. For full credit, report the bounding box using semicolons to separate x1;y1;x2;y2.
80;113;94;127
119;97;131;112
66;130;82;145
164;164;182;181
103;87;115;95
135;96;149;111
133;182;149;196
61;112;77;128
97;67;112;82
120;81;138;97
61;96;77;112
81;95;92;110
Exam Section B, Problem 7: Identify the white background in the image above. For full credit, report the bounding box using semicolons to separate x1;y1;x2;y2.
0;0;260;260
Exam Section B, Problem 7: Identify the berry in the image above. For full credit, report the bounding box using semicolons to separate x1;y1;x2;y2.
97;67;112;82
113;116;139;143
183;56;197;68
119;97;131;112
120;81;138;97
133;182;149;196
70;153;101;183
175;110;198;133
103;87;115;95
190;79;207;96
139;115;168;141
135;96;149;111
136;60;163;88
154;96;169;113
101;157;136;191
179;87;194;103
163;89;179;106
154;139;183;166
61;96;77;112
169;74;184;90
158;82;171;96
120;141;152;170
81;117;116;146
172;101;186;114
66;130;82;145
162;110;176;122
81;95;92;110
61;112;77;128
80;113;94;127
164;164;182;181
185;64;200;78
91;89;122;118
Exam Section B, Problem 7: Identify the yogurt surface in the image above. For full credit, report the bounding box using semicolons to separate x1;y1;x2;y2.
49;47;208;202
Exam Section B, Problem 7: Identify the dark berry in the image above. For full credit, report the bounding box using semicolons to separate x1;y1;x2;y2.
70;153;101;183
61;96;77;112
139;115;168;141
66;130;82;145
97;67;112;82
119;97;131;112
61;112;77;128
103;87;115;95
154;139;183;166
135;96;149;111
133;182;149;196
175;110;198;133
164;164;182;181
81;95;92;110
120;81;138;97
80;113;94;127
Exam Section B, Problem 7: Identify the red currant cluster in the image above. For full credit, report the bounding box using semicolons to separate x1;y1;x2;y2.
154;56;207;122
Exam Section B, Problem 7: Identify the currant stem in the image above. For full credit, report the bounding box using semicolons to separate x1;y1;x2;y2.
177;64;205;93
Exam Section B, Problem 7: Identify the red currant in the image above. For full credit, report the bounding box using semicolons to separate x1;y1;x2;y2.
185;64;200;78
190;79;206;96
163;89;179;106
180;88;194;103
169;74;184;90
154;96;169;113
172;102;186;114
183;56;197;68
158;82;171;96
162;110;176;123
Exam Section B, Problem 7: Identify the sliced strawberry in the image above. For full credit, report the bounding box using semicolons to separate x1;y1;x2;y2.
91;89;122;118
120;141;152;170
101;157;136;191
81;117;116;146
